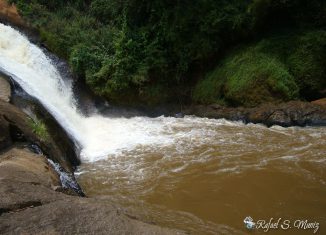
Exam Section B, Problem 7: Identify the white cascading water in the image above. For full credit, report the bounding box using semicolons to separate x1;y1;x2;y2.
0;23;242;162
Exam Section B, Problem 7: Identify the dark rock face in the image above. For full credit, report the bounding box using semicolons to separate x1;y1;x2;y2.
0;99;35;150
0;99;78;172
0;115;11;149
0;148;184;235
0;75;10;102
250;101;326;126
184;101;326;127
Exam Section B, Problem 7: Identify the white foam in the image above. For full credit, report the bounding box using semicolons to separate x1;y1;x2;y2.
1;23;324;167
0;23;247;162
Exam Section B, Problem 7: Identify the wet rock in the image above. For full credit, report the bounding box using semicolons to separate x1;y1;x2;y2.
0;147;184;235
185;101;326;127
266;110;291;126
0;100;76;172
0;115;11;149
0;77;12;148
279;101;326;126
0;100;33;150
48;159;85;196
0;100;36;141
248;101;326;126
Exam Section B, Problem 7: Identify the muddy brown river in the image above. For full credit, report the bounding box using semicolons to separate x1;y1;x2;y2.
1;22;324;235
77;118;326;234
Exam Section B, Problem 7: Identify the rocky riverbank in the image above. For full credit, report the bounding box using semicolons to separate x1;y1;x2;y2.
183;100;326;127
0;76;184;235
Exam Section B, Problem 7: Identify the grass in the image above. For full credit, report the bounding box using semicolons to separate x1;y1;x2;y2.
28;118;50;142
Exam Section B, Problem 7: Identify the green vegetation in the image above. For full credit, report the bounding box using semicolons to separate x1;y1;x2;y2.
194;30;326;106
194;48;299;107
28;118;50;142
9;0;326;107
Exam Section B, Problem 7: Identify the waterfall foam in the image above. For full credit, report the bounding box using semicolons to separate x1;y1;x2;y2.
0;23;241;162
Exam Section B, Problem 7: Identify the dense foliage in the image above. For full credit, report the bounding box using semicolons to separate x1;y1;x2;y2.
9;0;326;106
194;30;326;106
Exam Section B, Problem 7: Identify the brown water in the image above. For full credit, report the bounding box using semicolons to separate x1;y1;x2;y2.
77;118;326;234
2;22;323;234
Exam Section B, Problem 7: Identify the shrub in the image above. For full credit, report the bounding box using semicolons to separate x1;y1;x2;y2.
193;68;226;105
287;30;326;100
194;47;299;107
193;29;326;106
223;50;298;106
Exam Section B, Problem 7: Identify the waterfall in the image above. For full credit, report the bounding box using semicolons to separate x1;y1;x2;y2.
0;23;241;162
0;23;158;160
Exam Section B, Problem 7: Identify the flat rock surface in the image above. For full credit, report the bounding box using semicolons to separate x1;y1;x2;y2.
0;148;184;235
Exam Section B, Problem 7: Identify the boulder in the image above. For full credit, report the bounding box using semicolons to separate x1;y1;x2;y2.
0;147;184;235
